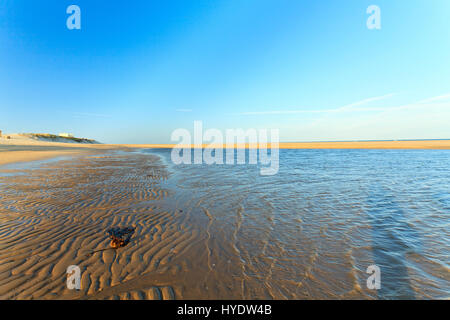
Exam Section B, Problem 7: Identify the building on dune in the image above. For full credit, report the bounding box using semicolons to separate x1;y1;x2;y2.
59;133;74;138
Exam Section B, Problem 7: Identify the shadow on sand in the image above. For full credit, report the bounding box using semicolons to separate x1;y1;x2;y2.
366;185;422;299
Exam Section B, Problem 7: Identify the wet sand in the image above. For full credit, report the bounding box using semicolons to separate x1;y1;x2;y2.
0;142;100;167
0;149;88;166
0;152;197;299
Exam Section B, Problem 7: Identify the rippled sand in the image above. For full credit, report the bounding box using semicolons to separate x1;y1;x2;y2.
0;152;200;299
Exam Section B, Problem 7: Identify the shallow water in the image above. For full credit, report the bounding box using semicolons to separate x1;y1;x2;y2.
147;148;450;299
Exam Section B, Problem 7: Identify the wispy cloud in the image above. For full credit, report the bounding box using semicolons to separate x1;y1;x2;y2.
72;112;112;118
288;94;450;141
333;93;397;112
416;93;450;104
237;110;323;115
235;93;398;116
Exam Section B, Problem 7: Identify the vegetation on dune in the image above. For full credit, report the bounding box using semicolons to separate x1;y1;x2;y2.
20;133;98;144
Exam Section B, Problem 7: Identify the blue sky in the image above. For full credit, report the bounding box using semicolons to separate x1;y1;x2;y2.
1;0;449;143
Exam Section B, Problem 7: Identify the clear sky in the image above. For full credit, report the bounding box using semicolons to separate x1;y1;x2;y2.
1;0;449;143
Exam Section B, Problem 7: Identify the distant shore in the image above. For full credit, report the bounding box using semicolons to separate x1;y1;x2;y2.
1;137;450;166
122;139;450;150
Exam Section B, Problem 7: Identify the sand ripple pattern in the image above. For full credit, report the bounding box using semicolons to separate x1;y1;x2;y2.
0;152;197;300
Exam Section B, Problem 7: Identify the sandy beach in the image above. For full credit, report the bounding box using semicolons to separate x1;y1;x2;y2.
0;152;186;299
0;148;91;167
